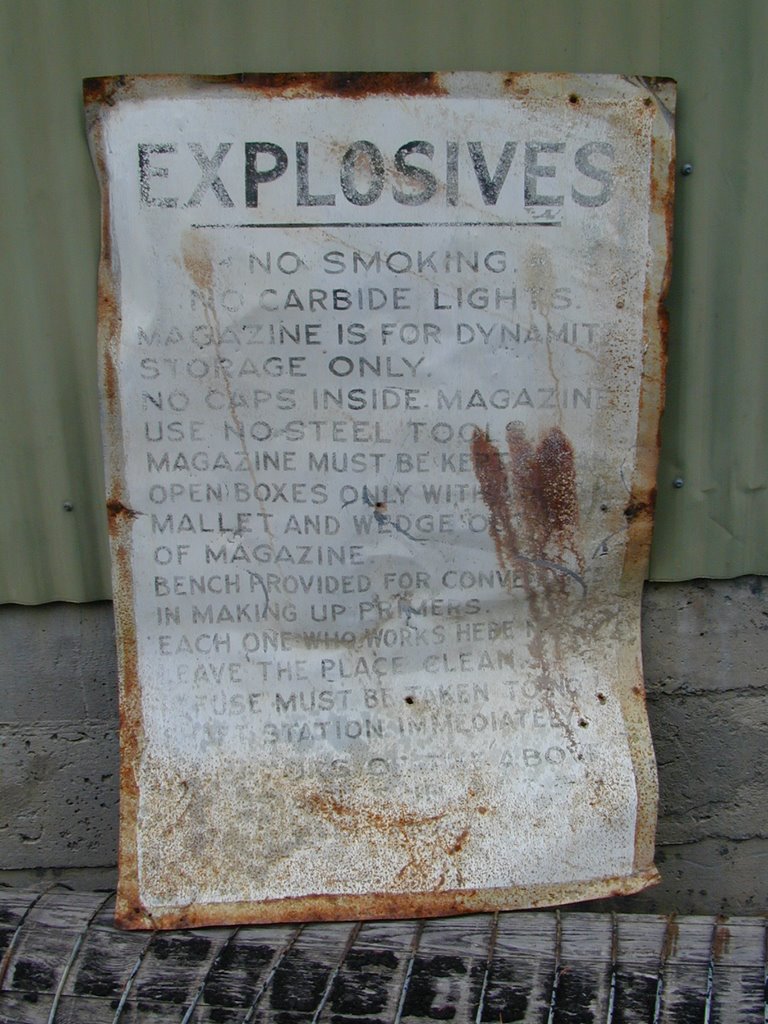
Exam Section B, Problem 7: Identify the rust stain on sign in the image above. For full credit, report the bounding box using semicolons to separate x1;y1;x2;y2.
470;424;583;590
85;72;675;930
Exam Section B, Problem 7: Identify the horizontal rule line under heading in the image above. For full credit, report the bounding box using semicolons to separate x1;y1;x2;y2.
191;220;562;230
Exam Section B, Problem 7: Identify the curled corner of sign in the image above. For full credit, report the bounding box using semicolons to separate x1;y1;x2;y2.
621;75;677;123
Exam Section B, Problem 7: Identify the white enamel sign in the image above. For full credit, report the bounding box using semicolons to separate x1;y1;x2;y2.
86;72;675;928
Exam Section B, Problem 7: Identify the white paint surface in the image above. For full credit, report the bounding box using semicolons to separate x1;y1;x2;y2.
92;75;668;914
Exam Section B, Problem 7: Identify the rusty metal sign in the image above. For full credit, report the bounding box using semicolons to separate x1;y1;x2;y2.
85;72;675;930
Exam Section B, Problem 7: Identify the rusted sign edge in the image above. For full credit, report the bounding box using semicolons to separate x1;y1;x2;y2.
83;70;676;106
84;95;144;927
116;869;660;931
616;76;676;874
84;72;675;931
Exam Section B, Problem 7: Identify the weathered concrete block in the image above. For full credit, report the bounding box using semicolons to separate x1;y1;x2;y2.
0;602;118;867
0;601;117;722
642;576;768;695
587;837;768;916
648;690;768;845
0;723;118;866
0;581;766;914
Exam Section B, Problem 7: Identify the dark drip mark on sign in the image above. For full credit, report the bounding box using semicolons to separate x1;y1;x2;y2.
471;423;587;756
469;430;521;571
470;425;585;594
507;422;584;581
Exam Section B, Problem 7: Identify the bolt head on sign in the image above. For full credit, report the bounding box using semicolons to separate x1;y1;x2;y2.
84;72;675;929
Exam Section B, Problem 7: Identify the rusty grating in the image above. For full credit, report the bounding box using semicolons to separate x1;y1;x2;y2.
84;72;676;928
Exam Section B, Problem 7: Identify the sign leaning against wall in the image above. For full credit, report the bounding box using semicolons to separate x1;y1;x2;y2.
85;72;675;929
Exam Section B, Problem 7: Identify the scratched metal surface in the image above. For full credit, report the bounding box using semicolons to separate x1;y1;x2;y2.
0;889;766;1023
85;73;675;928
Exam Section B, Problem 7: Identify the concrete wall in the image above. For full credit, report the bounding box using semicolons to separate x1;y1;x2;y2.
1;579;766;913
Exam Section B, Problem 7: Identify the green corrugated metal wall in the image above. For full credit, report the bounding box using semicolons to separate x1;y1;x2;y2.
1;0;766;603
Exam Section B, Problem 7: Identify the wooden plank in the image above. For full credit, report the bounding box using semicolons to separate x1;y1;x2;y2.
312;920;416;1024
1;891;766;1022
1;902;98;1022
0;888;57;986
191;924;302;1021
125;928;232;1016
0;991;56;1024
708;918;766;1024
62;921;149;1001
476;912;559;1021
613;913;671;1020
250;922;360;1022
657;917;715;1024
553;913;615;1022
26;890;110;932
0;889;44;928
396;916;493;1022
0;889;115;1024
